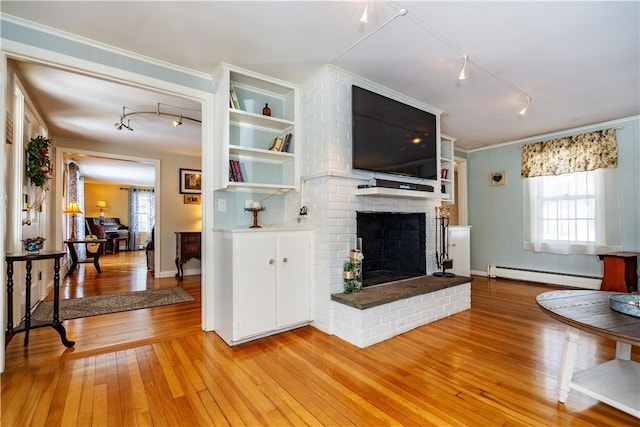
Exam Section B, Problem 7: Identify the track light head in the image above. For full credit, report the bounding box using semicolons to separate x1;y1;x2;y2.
173;115;183;128
360;2;369;23
458;53;469;80
519;96;531;116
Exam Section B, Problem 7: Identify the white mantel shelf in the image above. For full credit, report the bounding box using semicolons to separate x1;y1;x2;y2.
354;187;442;199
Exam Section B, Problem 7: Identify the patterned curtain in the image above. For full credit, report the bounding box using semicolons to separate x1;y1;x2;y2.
127;188;154;250
128;189;139;250
521;128;617;178
148;190;156;232
67;162;86;258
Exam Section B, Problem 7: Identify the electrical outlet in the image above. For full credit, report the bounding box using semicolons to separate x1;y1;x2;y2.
218;199;227;212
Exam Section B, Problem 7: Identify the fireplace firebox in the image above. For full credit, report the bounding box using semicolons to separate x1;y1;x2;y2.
356;212;426;287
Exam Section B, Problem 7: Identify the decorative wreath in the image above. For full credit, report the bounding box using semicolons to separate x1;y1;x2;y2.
26;136;53;187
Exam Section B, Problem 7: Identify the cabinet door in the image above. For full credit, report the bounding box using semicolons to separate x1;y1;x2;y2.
448;227;470;276
276;233;311;328
235;235;277;339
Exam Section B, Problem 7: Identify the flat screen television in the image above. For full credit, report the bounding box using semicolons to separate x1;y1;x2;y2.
352;85;437;180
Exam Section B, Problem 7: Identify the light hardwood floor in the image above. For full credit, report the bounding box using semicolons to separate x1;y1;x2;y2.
2;251;638;426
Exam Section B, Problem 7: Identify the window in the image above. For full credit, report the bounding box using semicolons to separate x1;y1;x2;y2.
541;172;595;242
524;169;621;255
136;191;153;233
127;189;155;250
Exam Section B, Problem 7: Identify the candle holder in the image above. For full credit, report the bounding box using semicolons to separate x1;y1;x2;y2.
244;207;266;228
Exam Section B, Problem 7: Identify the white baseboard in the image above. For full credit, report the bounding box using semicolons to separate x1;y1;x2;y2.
156;268;201;279
484;265;601;290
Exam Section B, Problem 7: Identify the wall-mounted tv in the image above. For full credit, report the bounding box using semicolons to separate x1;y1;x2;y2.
352;85;437;180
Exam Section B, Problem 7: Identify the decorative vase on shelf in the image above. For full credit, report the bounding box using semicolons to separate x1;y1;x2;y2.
262;103;271;116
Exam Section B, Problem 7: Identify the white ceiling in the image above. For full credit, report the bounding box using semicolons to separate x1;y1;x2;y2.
2;1;639;182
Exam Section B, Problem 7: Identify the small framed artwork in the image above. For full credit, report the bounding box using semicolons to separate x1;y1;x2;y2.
179;168;201;194
184;195;201;205
490;171;505;186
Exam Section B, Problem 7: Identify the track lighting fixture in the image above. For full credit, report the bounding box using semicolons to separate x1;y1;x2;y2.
360;1;369;23
114;103;200;132
400;12;533;116
458;53;469;80
331;8;407;64
519;96;531;116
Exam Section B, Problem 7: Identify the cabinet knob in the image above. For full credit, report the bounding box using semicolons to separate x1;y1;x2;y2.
282;257;288;263
269;259;275;265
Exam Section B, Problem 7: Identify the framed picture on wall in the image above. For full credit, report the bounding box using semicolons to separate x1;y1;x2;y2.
490;171;505;186
179;168;201;194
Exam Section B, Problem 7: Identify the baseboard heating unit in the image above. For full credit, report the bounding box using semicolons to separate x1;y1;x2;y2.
486;265;601;290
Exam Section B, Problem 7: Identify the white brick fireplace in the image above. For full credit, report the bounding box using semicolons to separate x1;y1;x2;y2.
298;66;470;347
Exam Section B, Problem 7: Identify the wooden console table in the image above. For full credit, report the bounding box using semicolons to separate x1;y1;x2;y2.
175;232;201;280
598;252;639;292
5;251;75;348
64;239;107;278
537;290;639;418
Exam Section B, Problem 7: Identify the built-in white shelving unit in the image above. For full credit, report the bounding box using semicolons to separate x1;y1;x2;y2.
440;134;456;203
214;63;299;193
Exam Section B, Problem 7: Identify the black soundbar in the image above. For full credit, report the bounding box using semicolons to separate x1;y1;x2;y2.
359;179;434;192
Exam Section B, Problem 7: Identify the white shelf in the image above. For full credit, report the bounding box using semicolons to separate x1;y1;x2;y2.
229;109;294;132
354;187;441;199
229;145;294;163
440;134;456;203
570;359;640;417
225;182;296;193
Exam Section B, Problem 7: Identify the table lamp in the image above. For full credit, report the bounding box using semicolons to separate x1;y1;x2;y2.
63;201;83;241
96;200;107;219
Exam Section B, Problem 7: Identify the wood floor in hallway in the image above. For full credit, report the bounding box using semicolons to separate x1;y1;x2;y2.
2;253;638;426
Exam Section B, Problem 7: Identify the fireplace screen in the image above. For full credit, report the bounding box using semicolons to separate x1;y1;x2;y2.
356;212;426;287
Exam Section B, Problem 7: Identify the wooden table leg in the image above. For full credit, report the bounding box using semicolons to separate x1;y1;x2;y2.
52;256;74;348
557;326;580;403
23;260;32;346
5;260;14;347
65;242;79;277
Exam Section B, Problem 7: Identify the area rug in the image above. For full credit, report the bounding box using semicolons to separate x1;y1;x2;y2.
31;287;195;321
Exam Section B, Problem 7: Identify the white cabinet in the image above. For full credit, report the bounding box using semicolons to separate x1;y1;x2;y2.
440;134;456;203
214;228;312;345
213;63;299;193
448;226;471;277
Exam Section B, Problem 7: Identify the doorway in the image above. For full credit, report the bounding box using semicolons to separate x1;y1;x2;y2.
1;52;212;373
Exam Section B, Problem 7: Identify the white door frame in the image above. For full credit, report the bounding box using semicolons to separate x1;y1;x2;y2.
455;156;468;225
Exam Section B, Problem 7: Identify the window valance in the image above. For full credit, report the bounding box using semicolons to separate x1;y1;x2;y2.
520;128;617;178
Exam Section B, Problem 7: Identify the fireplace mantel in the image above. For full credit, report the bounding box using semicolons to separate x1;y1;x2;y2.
354;187;442;199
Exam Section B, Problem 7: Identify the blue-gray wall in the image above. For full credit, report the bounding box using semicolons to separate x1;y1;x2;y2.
467;117;639;277
1;18;211;92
